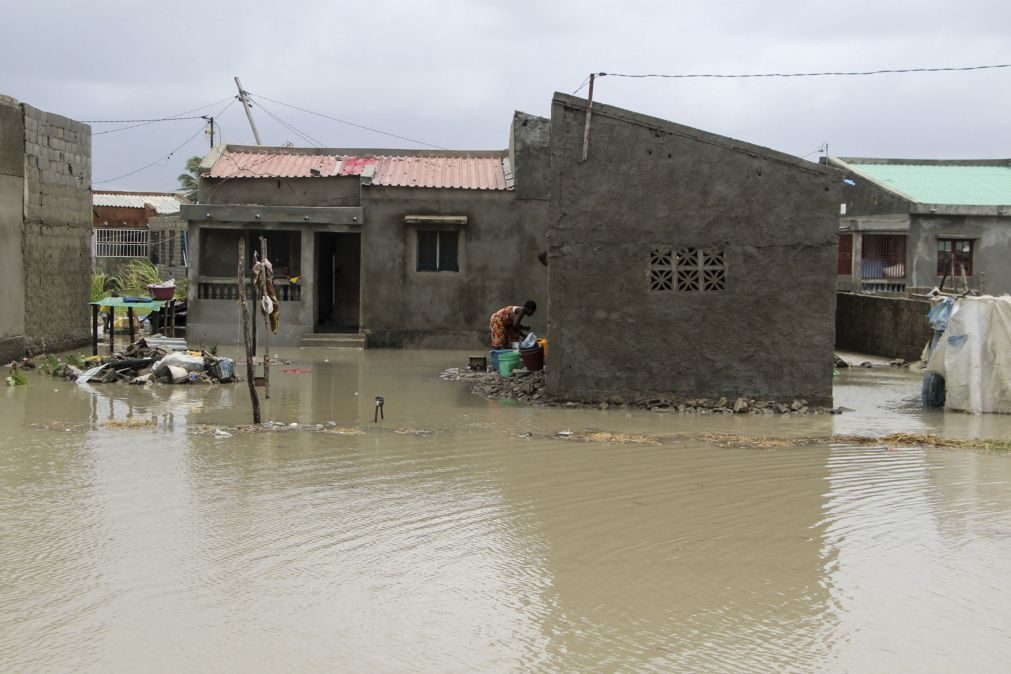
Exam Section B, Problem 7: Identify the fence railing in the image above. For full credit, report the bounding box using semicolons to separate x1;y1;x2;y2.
196;278;302;302
94;228;150;258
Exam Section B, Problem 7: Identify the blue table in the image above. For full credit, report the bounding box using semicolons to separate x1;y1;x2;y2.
90;297;173;355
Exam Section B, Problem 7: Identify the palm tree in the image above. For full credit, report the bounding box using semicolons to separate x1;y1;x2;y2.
177;155;203;202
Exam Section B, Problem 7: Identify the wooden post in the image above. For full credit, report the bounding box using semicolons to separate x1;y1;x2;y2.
581;73;596;162
260;236;271;399
238;238;261;424
92;304;99;356
128;307;135;344
109;306;115;354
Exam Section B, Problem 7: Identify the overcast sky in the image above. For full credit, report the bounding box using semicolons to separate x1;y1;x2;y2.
3;0;1009;192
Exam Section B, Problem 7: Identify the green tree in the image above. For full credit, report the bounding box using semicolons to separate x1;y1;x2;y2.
177;155;203;202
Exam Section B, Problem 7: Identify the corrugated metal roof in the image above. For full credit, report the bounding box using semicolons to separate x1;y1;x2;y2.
208;151;342;178
208;149;511;190
844;161;1011;205
92;193;187;214
371;156;509;190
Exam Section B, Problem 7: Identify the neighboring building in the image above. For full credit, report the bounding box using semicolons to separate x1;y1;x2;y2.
180;111;549;348
544;93;841;406
92;191;190;278
0;94;91;362
829;157;1011;295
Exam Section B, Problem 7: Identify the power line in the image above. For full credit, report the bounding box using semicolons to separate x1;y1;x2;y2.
247;95;326;147
246;91;449;150
87;96;236;136
585;62;1011;84
94;99;237;185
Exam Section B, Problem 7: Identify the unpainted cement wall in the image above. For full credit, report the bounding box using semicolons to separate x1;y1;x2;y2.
361;186;548;348
0;96;26;362
200;176;361;207
835;292;932;361
22;104;92;353
545;94;841;405
909;214;1011;295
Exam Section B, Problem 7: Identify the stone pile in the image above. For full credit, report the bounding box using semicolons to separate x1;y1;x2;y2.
439;367;834;414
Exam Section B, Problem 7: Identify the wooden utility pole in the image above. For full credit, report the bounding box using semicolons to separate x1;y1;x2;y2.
238;238;261;423
234;76;263;145
259;236;271;399
581;73;596;161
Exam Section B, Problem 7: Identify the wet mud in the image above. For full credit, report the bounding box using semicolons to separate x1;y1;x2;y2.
3;348;1011;672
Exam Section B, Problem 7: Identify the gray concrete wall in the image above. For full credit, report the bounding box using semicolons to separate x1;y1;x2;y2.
908;214;1011;294
199;176;361;207
545;93;841;405
835;292;932;361
509;111;550;201
21;104;92;353
0;96;26;362
360;186;548;348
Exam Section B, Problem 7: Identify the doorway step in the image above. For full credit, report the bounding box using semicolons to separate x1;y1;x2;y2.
299;333;366;350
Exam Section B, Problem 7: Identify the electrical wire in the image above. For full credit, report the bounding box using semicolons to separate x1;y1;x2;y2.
591;62;1011;81
248;96;327;147
94;99;237;184
87;96;236;136
246;91;449;150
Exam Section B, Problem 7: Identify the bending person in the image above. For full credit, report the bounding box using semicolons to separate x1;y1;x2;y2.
489;300;536;349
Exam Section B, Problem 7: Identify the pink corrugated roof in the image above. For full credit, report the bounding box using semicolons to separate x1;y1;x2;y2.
371;156;508;190
208;151;341;178
208;149;509;190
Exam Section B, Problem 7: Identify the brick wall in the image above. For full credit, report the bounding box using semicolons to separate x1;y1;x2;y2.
835;292;932;361
21;104;92;353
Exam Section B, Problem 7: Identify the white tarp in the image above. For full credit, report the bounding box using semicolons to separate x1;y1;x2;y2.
925;295;1011;414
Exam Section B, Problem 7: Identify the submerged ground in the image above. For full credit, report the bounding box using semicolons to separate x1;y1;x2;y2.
2;349;1010;672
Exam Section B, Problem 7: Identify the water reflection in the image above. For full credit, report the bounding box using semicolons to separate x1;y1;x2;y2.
2;351;1011;672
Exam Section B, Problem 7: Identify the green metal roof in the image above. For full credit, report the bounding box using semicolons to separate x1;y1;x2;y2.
844;161;1011;205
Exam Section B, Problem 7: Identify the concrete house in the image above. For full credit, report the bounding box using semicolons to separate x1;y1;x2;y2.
1;94;91;362
829;157;1011;295
92;191;190;277
180;112;549;348
545;93;841;406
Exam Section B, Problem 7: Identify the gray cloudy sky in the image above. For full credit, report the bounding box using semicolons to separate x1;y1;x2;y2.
3;0;1009;192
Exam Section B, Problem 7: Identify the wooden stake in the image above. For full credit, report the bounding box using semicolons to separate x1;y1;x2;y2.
260;236;271;399
581;73;595;162
238;238;261;424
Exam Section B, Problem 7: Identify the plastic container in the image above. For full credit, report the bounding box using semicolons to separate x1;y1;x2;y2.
536;338;548;357
490;349;513;371
148;284;175;301
498;352;521;377
520;345;544;371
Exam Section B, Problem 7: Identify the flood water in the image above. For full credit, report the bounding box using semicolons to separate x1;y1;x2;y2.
3;349;1011;672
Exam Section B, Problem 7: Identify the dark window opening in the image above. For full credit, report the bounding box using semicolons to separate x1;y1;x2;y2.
650;246;725;293
837;233;853;275
861;234;906;279
418;230;458;272
937;239;973;276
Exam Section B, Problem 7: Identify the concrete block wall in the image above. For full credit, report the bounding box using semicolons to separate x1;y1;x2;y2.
18;103;92;354
0;96;26;363
835;292;932;361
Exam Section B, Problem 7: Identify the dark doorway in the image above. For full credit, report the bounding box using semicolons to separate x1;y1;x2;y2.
315;232;361;332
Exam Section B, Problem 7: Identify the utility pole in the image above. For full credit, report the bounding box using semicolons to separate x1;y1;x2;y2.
202;115;215;148
581;73;596;161
234;76;263;145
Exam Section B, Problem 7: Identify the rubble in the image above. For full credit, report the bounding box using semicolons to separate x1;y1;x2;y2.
13;338;240;386
439;367;834;414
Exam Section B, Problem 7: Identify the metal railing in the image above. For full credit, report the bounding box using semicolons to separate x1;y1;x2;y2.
94;228;150;258
196;278;301;302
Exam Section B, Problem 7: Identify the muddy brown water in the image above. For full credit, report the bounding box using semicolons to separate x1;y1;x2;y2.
3;349;1011;672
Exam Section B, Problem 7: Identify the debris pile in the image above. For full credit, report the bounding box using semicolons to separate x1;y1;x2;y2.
13;338;238;386
439;367;834;414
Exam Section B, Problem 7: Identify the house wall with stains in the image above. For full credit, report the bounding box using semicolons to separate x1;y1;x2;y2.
545;93;841;405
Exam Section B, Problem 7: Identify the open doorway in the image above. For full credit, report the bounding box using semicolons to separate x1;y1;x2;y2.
315;232;361;332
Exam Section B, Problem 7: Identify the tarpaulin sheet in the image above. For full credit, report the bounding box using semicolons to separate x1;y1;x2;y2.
925;295;1011;414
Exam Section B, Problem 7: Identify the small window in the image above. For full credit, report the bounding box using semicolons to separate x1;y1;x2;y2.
937;239;973;276
418;230;458;272
650;246;725;293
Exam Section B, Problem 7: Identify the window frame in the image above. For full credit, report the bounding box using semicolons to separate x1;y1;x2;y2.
416;229;459;273
936;238;973;277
